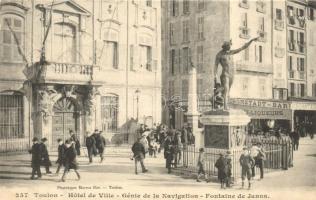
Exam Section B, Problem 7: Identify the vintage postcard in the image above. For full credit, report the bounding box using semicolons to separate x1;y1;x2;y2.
0;0;315;200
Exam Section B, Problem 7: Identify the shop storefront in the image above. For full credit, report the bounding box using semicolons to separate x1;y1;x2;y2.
230;98;292;133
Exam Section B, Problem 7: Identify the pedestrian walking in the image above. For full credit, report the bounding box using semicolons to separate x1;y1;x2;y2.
29;137;42;180
61;140;80;182
197;148;209;183
140;133;149;154
69;130;81;156
239;147;255;189
292;127;300;151
56;138;66;174
95;131;106;162
250;143;260;179
215;153;227;188
85;132;96;163
40;138;52;174
131;137;148;174
164;135;174;174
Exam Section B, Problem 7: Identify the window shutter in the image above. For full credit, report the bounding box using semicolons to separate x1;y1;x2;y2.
130;44;134;71
134;45;139;71
169;50;173;74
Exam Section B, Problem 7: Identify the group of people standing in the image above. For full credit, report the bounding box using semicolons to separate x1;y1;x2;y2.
131;123;195;175
29;130;82;182
85;129;106;163
195;142;265;190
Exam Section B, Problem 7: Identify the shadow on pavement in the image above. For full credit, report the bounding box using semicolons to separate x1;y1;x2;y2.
0;176;59;182
306;154;316;157
0;171;31;175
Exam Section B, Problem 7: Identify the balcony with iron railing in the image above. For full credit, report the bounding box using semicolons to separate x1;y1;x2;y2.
239;27;250;39
34;62;101;84
274;19;284;31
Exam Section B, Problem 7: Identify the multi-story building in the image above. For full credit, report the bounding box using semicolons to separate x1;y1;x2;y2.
162;0;316;133
0;0;161;152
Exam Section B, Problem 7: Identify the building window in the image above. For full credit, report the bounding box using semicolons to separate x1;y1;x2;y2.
259;79;266;97
181;79;188;100
258;17;266;42
169;23;175;45
197;45;203;73
290;83;295;97
299;84;305;97
183;20;189;42
170;49;176;75
146;0;152;7
288;56;293;71
256;0;266;13
182;47;190;74
309;8;315;21
240;13;250;39
170;0;179;17
288;30;295;51
183;0;190;15
276;9;283;20
297;57;305;71
104;41;118;69
198;0;205;11
140;45;152;71
0;15;24;62
101;95;119;132
287;6;295;25
298;32;305;53
0;95;24;139
258;45;263;63
54;23;77;63
198;17;204;40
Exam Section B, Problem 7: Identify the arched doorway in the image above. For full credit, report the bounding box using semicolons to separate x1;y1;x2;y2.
52;97;79;149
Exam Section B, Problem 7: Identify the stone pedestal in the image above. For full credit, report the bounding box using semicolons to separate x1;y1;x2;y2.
200;109;250;149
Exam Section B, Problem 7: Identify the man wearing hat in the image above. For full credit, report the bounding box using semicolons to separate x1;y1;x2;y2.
29;137;42;179
85;131;96;163
95;130;106;163
214;37;259;110
40;137;52;174
131;137;148;174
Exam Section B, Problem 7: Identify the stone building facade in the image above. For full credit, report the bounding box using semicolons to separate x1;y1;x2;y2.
161;0;316;132
0;0;161;152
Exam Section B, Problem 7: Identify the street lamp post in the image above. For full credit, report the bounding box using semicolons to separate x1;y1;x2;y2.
135;88;141;121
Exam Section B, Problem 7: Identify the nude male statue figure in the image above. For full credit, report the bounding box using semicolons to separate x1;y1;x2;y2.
214;37;259;110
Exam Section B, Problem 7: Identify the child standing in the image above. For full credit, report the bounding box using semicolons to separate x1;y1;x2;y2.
215;153;228;188
239;147;255;189
197;148;209;182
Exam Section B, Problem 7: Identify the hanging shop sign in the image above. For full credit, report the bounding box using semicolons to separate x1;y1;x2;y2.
230;98;292;120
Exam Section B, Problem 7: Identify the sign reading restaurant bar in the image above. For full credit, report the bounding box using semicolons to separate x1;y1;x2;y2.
230;98;292;120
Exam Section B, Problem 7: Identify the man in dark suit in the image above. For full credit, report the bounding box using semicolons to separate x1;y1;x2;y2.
56;138;66;174
29;137;42;179
61;140;80;182
95;131;106;163
85;132;96;163
40;137;52;174
69;130;81;156
131;137;148;174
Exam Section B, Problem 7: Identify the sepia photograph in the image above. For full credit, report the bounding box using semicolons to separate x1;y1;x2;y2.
0;0;315;199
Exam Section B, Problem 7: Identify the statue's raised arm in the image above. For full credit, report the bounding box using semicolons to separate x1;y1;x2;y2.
229;37;260;55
